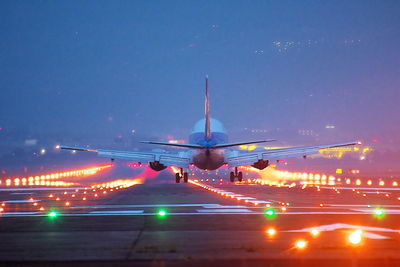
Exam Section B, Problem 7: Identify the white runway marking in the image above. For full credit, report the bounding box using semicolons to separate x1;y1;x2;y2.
89;210;144;214
71;204;248;209
197;209;253;213
353;209;400;214
3;200;40;203
1;210;400;217
286;223;399;239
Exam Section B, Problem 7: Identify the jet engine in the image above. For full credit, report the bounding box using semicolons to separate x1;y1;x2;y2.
251;159;269;170
149;161;167;171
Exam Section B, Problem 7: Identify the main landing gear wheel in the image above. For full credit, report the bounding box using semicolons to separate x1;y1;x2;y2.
230;167;243;183
230;172;235;182
175;173;181;183
175;168;188;183
238;172;243;182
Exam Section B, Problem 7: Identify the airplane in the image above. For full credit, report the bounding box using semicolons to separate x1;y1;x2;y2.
60;77;359;183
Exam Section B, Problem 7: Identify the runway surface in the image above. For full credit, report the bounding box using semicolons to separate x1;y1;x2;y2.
1;165;400;266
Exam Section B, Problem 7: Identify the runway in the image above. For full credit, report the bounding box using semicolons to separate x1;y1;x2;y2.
1;166;400;266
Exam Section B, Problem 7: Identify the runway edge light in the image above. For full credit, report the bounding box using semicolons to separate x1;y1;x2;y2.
157;209;167;217
265;208;276;218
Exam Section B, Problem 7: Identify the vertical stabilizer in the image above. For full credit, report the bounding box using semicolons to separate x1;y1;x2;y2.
205;76;211;141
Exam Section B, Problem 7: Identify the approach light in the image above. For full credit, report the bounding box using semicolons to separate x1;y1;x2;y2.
295;239;307;249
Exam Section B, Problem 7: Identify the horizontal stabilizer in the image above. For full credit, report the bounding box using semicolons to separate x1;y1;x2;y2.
141;140;275;149
210;140;276;149
140;141;203;149
59;145;98;152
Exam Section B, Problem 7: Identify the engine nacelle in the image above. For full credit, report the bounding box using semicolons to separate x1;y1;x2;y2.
149;161;167;171
251;159;269;170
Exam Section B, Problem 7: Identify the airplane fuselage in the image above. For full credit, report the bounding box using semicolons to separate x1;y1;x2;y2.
189;118;228;170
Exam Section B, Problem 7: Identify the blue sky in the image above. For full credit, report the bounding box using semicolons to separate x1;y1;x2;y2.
1;0;399;143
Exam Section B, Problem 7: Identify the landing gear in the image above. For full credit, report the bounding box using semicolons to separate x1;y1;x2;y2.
238;171;243;182
229;167;243;183
175;168;188;183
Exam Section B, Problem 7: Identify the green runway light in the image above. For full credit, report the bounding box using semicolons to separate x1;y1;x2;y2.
157;210;167;217
48;211;58;218
265;209;276;218
374;208;384;217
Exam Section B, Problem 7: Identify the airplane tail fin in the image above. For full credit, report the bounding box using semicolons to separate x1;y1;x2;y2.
205;76;211;141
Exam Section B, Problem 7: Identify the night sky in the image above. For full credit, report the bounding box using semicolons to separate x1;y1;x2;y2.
1;1;399;144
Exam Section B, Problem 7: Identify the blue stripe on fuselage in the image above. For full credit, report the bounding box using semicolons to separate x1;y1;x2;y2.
189;118;228;145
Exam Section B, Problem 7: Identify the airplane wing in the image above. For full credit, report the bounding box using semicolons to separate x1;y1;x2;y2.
226;141;360;168
59;145;191;169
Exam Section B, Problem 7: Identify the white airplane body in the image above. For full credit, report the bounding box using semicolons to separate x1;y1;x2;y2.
61;78;358;183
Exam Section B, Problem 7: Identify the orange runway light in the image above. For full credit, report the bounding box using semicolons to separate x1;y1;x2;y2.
348;229;363;245
65;202;70;206
266;227;277;237
294;239;308;249
39;207;44;211
310;229;320;237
